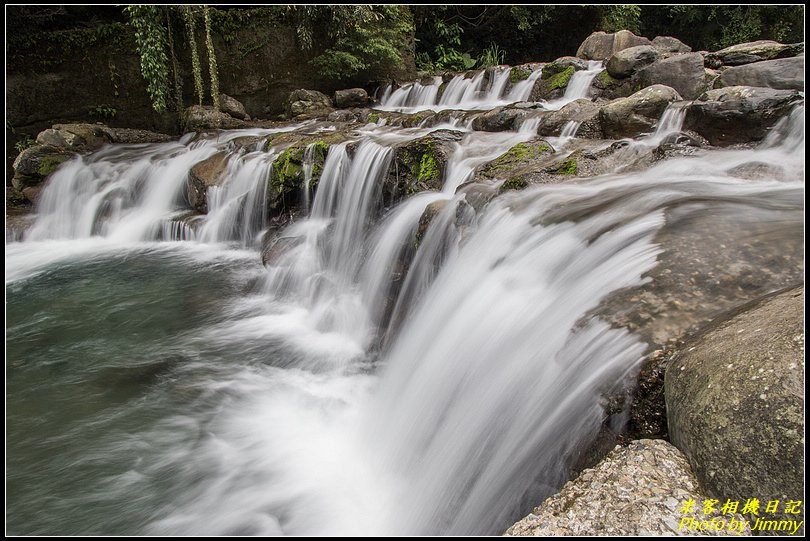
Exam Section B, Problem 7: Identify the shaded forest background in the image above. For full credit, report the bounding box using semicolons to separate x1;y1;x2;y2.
6;5;804;139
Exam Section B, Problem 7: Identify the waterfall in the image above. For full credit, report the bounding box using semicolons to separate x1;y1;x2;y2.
542;60;603;111
378;66;542;113
6;57;804;538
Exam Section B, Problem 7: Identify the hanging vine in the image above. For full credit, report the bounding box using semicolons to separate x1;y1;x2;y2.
203;6;220;111
125;5;170;113
184;7;205;106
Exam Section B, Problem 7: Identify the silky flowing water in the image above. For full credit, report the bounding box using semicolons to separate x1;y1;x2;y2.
5;96;804;534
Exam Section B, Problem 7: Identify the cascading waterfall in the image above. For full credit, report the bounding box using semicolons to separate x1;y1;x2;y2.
5;78;804;538
378;66;542;113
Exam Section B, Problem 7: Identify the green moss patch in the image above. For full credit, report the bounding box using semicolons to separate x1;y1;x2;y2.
36;155;69;176
554;157;578;175
499;175;528;193
546;66;574;91
510;67;531;84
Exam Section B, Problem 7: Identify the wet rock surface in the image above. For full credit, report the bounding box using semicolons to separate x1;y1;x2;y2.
666;287;804;534
505;439;751;536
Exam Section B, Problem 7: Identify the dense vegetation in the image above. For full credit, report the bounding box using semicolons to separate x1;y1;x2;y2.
6;4;804;114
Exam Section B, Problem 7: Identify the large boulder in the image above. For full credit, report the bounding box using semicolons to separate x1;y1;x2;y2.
334;88;370;108
35;123;112;151
535;99;602;139
385;130;464;204
11;144;77;192
666;287;804;534
704;40;804;68
716;57;804;91
285;89;334;118
470;106;527;132
635;53;707;100
183;105;247;131
505;439;752;536
219;93;250;120
652;36;692;54
577;30;652;61
606;45;659;78
474;139;556;182
590;69;636;100
599;85;682;139
185;151;229;213
683;86;803;146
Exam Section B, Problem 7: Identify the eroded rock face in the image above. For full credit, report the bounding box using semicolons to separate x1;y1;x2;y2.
716;57;804;91
285;89;334;118
505;439;751;536
11;145;77;193
219;93;250;120
606;45;659;78
666;287;804;535
599;84;681;139
470;106;528;132
683;86;803;146
334;88;370;108
652;36;692;54
534;99;602;139
186;152;229;213
577;30;653;61
183;105;247;131
635;53;707;100
704;40;804;68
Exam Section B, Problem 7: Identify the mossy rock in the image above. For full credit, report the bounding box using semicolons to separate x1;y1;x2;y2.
477;141;554;180
498;175;529;193
553;157;578;175
531;66;575;101
12;144;76;190
267;137;335;211
590;69;635;100
385;130;464;204
510;67;532;84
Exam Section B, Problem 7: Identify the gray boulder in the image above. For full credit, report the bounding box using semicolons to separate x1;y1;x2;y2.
635;53;707;100
716;57;804;91
36;123;112;151
705;40;804;67
219;93;250;120
334;88;370;108
652;36;692;54
183;105;247;131
666;287;804;533
505;439;752;536
683;86;803;145
12;144;77;192
185;151;229;213
535;99;602;139
470;106;527;132
286;89;334;118
599;84;682;139
606;45;659;78
577;30;652;61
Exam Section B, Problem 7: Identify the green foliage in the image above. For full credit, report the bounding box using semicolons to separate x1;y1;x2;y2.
14;135;36;153
125;5;170;113
89;104;118;119
306;6;414;81
434;46;476;71
598;5;641;33
478;43;505;68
